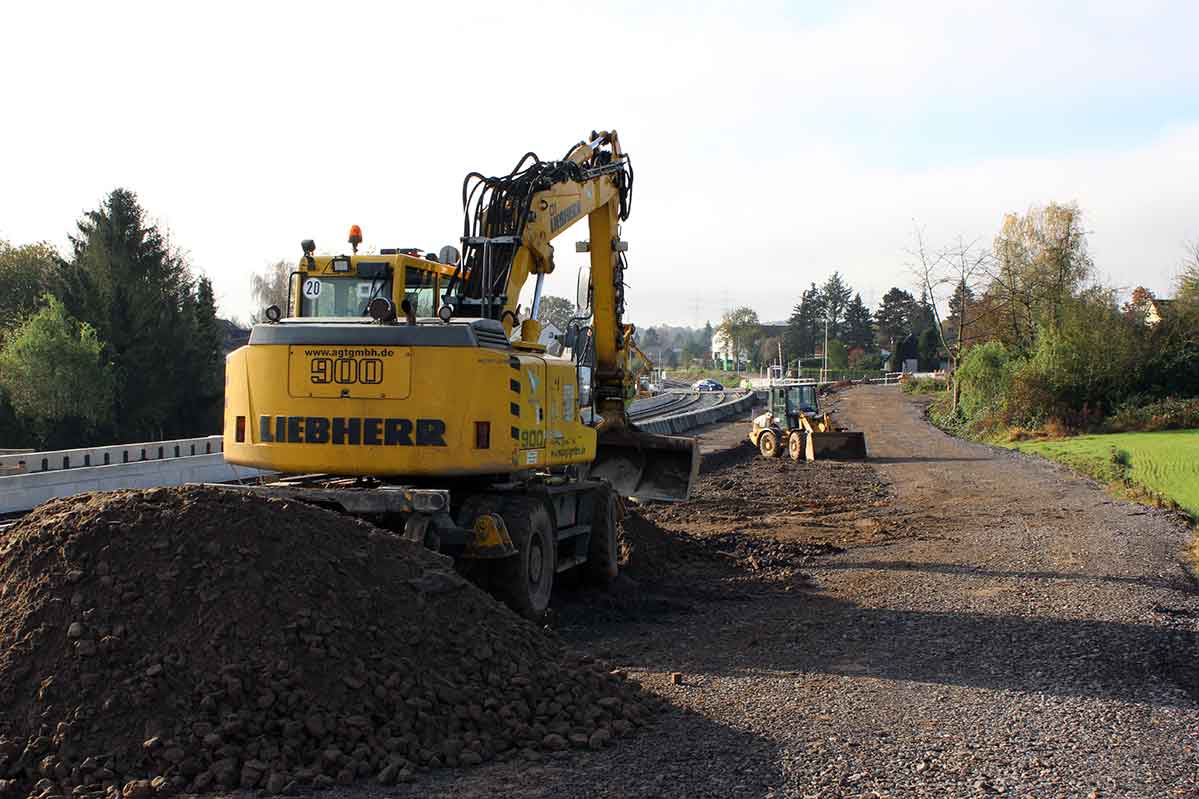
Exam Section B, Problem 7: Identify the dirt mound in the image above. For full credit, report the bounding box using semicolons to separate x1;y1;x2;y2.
0;487;654;799
618;443;889;583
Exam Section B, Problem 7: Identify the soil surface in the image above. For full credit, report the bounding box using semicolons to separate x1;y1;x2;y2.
358;385;1199;799
0;487;655;799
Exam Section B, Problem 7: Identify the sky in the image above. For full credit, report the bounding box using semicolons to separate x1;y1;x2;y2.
2;0;1197;328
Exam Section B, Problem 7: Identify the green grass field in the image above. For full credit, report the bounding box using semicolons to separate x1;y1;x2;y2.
1008;430;1199;519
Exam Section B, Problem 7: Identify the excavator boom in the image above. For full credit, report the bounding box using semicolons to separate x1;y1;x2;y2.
446;130;698;501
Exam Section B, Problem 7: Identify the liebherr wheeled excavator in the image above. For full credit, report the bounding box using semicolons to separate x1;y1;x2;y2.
222;130;698;618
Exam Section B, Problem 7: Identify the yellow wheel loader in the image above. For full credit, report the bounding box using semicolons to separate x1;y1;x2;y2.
221;131;698;618
748;382;867;461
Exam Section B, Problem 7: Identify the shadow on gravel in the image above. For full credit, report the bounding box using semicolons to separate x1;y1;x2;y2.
698;440;759;472
383;708;785;799
644;591;1199;707
816;558;1198;594
867;455;991;464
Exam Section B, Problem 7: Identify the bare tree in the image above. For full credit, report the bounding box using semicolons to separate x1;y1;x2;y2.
907;225;991;407
249;260;292;322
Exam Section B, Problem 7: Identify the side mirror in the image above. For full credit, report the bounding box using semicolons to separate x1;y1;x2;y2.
438;245;461;266
575;266;591;313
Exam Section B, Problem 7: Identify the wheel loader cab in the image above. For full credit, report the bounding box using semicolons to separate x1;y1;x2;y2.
771;384;819;427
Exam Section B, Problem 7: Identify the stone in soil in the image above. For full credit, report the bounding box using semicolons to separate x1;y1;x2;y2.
0;486;655;798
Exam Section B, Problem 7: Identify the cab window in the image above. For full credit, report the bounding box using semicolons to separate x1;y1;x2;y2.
299;275;392;317
786;386;817;414
404;267;436;317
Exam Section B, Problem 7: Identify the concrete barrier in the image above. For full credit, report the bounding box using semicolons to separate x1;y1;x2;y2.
635;391;757;435
0;455;272;515
0;436;223;475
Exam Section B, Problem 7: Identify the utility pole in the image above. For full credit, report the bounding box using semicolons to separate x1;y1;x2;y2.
822;314;829;383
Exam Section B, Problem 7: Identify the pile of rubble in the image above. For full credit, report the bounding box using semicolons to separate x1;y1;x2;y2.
0;487;653;798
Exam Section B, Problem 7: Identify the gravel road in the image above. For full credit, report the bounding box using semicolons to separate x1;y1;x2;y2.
350;385;1199;799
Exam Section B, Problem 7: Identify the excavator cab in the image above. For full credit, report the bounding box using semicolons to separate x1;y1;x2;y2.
287;248;456;321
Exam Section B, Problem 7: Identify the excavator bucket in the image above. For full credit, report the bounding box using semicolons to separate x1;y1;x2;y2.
590;426;700;502
806;431;868;461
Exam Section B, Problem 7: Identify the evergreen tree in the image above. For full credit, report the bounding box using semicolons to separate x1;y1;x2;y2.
917;327;942;371
820;272;853;339
910;287;937;333
58;188;197;441
844;293;875;350
947;282;975;323
874;288;916;348
785;283;825;357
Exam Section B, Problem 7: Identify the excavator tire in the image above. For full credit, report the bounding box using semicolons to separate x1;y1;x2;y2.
496;497;556;620
584;486;619;585
758;429;780;458
788;430;806;462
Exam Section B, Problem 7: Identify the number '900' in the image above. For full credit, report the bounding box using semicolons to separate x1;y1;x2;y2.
310;357;384;385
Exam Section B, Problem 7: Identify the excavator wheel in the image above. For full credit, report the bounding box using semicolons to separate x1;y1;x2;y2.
788;430;806;462
584;487;620;586
758;429;780;458
496;497;556;620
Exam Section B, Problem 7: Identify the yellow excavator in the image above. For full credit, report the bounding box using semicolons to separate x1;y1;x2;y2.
222;130;697;617
626;334;656;398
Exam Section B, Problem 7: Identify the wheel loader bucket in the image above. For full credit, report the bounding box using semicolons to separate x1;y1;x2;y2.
590;426;700;502
806;431;868;461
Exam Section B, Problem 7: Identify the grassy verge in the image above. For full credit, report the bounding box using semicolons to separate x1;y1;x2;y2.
902;377;948;395
1004;430;1199;573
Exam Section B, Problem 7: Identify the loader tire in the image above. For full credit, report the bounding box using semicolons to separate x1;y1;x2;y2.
788;431;805;462
758;430;779;458
497;498;555;620
584;487;619;586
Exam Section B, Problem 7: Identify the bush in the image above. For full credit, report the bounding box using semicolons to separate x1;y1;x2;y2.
954;341;1022;425
0;296;114;447
1013;295;1141;423
903;377;947;395
1107;397;1199;432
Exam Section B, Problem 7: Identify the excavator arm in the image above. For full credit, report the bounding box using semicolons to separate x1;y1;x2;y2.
444;131;697;499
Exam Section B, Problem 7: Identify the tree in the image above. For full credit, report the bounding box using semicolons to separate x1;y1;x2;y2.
874;288;916;349
716;307;761;370
537;295;576;331
944;281;977;345
820;272;853;339
988;202;1093;351
1121;286;1156;323
58;188;199;441
0;296;114;447
844;293;874;350
825;339;848;370
250;260;293;323
173;276;224;434
1179;239;1199;306
0;240;58;339
917;327;942;371
784;283;824;358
